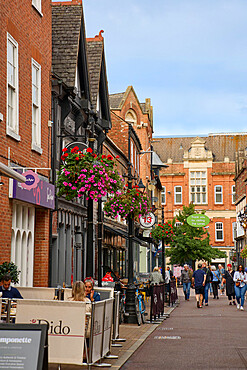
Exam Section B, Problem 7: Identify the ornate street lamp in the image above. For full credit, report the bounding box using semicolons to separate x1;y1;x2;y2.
124;122;146;324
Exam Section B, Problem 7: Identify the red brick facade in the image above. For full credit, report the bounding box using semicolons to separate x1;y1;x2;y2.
0;1;52;286
109;86;153;187
153;134;247;264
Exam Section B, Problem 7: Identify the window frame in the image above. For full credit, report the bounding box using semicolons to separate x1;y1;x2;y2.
232;185;236;204
232;222;236;242
174;186;182;205
214;185;223;204
189;170;207;205
161;186;166;205
6;33;20;141
215;222;224;241
31;58;42;154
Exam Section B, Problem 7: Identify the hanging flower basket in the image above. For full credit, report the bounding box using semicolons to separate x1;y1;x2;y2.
103;185;151;220
240;246;247;259
57;147;124;201
230;252;237;262
151;222;174;244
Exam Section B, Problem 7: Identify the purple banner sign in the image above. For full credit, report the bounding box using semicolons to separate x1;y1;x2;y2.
11;170;55;209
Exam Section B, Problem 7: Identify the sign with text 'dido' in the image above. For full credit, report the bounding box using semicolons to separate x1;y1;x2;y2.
16;299;86;365
187;214;210;227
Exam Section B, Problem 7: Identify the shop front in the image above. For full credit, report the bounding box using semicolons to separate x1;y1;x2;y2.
9;170;55;287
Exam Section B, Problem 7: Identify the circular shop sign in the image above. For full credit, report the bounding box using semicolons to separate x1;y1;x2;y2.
140;212;156;228
187;214;210;227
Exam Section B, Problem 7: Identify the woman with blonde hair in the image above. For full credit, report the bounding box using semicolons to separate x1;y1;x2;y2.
150;266;164;285
70;281;90;302
69;281;91;339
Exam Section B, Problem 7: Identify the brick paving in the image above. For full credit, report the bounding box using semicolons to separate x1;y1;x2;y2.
122;292;247;370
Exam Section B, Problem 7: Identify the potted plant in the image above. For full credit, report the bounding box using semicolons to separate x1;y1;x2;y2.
103;185;151;220
0;262;20;284
57;147;124;201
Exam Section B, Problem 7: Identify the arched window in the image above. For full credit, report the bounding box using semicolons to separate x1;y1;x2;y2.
125;109;137;126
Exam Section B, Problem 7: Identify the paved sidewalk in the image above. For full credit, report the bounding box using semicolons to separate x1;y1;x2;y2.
99;305;176;369
121;294;247;369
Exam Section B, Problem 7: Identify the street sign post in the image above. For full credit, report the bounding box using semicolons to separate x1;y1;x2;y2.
187;214;210;227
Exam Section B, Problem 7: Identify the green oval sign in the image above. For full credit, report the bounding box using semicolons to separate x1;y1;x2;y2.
187;214;210;227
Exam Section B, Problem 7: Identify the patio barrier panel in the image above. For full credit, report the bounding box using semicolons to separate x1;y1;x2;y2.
15;299;86;365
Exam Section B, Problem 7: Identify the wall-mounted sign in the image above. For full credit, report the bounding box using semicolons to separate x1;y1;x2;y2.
9;170;55;209
187;214;210;227
140;212;156;228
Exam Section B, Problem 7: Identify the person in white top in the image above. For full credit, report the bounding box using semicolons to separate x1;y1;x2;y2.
233;265;247;310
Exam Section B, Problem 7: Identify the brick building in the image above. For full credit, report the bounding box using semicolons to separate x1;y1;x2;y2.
153;133;247;267
109;86;160;273
0;0;53;286
234;149;247;264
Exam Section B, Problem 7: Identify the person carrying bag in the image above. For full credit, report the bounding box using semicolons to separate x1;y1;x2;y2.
233;265;247;310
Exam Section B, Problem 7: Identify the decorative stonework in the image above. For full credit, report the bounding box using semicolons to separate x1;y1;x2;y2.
183;137;213;161
183;137;213;169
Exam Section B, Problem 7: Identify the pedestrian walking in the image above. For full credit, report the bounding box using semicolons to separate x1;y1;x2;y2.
181;264;192;301
202;263;213;306
222;264;236;305
233;265;247;310
218;264;225;295
192;263;206;308
211;266;220;299
150;266;164;285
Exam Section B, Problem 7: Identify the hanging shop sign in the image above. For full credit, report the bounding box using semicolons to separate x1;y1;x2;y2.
140;212;155;228
9;170;55;209
187;214;210;227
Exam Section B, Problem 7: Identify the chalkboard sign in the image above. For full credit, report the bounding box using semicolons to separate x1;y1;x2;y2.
0;323;48;370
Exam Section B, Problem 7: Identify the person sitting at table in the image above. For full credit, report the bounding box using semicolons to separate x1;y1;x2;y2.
69;281;91;353
0;274;23;299
84;277;100;302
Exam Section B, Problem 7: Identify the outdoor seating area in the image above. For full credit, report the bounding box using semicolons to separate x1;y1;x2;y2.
0;282;178;368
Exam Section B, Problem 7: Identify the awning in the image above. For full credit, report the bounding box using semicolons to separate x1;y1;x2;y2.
104;224;150;247
0;162;26;183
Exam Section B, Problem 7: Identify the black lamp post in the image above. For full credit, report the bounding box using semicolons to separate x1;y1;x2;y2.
124;122;145;324
161;206;166;281
86;110;97;278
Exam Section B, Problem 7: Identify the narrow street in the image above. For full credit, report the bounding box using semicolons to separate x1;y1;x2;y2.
122;293;247;369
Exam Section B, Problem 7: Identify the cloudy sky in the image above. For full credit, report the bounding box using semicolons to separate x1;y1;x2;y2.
59;1;247;137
